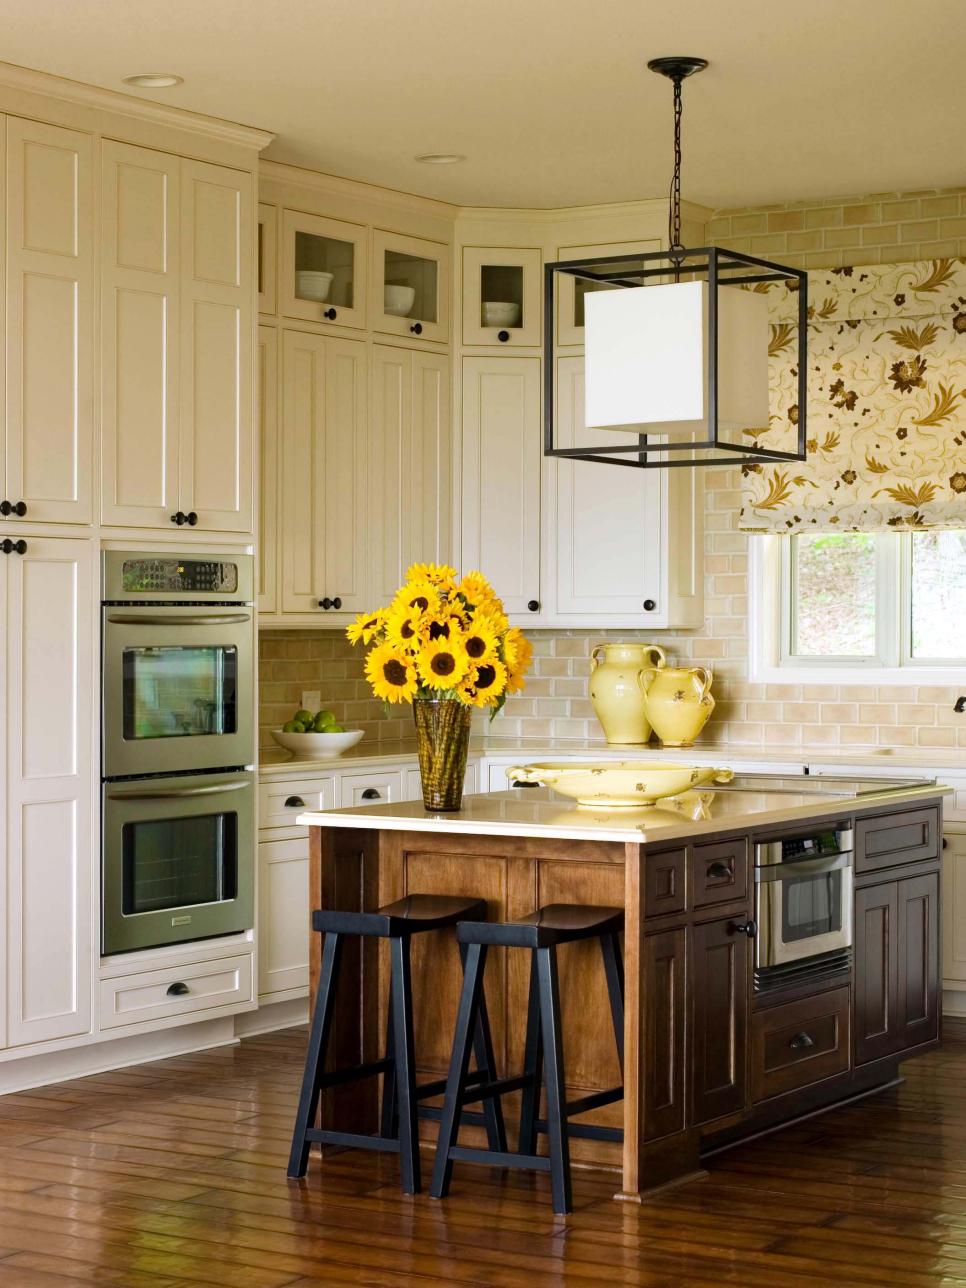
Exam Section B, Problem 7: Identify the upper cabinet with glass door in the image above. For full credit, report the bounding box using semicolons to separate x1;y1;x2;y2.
281;209;367;329
372;229;449;343
556;239;661;346
462;247;542;347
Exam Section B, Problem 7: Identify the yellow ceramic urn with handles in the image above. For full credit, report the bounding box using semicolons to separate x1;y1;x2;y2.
589;642;666;744
638;665;715;747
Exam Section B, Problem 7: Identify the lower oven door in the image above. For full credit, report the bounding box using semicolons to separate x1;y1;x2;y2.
756;853;853;971
102;771;254;955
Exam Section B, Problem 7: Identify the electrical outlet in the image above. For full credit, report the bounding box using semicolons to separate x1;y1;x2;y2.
301;690;321;712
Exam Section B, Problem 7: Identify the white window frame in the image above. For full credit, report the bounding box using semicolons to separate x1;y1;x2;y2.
749;533;966;685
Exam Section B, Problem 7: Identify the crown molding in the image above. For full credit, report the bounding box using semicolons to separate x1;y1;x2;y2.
259;158;459;220
455;196;713;225
0;60;275;151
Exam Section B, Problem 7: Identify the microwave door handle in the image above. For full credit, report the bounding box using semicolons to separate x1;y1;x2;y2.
106;782;249;801
105;613;252;627
756;852;852;882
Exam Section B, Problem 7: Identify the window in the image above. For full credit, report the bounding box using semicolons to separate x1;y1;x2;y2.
751;530;966;681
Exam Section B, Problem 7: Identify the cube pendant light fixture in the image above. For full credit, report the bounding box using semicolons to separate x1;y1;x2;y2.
543;56;808;469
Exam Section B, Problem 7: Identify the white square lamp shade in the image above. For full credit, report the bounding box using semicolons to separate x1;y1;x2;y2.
583;280;771;441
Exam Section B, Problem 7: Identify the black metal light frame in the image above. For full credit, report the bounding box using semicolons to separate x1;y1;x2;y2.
543;244;808;469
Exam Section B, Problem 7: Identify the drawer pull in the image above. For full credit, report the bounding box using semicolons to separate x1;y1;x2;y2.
512;780;540;788
789;1031;814;1051
706;860;732;880
166;981;190;997
361;788;381;800
284;795;306;808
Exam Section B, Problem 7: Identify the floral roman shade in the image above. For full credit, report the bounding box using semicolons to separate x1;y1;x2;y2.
739;258;966;533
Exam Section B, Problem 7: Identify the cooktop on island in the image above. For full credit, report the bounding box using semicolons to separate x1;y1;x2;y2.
712;771;935;797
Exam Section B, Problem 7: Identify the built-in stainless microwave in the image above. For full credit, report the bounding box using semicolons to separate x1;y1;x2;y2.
101;552;255;779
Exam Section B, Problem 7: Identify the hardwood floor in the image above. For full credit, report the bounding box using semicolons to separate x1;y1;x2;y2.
0;1025;964;1287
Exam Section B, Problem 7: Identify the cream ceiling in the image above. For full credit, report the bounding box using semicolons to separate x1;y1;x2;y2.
2;0;963;209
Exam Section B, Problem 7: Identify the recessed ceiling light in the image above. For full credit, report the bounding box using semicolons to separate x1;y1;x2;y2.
122;73;184;89
414;153;466;165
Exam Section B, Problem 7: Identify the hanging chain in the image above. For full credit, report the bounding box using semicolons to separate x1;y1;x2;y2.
667;73;685;270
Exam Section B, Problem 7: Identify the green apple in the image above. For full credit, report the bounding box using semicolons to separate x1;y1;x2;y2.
282;720;301;733
294;709;314;726
315;708;337;727
326;723;344;733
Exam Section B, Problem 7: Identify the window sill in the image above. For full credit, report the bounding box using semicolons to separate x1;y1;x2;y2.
749;661;966;687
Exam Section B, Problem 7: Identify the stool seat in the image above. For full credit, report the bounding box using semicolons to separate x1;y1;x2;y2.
313;894;487;939
457;903;624;949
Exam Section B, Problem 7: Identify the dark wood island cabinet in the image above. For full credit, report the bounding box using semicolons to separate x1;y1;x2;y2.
300;781;947;1200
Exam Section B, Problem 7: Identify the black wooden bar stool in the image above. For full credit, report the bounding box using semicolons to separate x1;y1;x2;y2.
430;903;625;1214
288;893;506;1195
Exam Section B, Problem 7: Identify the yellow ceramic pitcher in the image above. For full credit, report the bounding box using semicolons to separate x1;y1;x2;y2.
638;665;715;747
589;642;666;744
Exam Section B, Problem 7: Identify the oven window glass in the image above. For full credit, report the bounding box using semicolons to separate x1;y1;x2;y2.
783;871;842;943
122;645;238;740
122;813;238;914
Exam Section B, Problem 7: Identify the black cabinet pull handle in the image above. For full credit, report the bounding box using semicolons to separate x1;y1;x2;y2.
166;981;190;997
498;329;510;342
527;599;540;612
643;599;657;611
706;861;732;880
410;322;423;335
323;307;337;320
942;836;949;850
789;1031;814;1051
186;511;198;526
512;780;540;788
171;511;187;526
361;788;381;800
731;919;757;938
284;795;306;808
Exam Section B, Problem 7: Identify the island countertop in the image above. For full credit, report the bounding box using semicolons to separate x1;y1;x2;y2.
298;780;951;846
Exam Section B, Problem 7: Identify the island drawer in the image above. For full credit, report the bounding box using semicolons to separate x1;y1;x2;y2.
644;848;687;918
692;838;748;908
855;806;940;875
751;986;850;1102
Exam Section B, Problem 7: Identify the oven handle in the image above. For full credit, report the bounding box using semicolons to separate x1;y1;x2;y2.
105;613;252;627
755;852;852;882
106;782;249;801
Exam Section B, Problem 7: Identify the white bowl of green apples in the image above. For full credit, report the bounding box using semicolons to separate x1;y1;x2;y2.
271;707;364;759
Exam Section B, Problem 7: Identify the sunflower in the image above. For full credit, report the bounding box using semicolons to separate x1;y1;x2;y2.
465;658;508;706
384;604;422;651
503;628;532;693
407;562;457;590
346;610;385;646
457;570;496;609
364;642;419;703
391;579;441;619
418;638;470;690
473;599;509;635
419;610;466;643
462;618;499;666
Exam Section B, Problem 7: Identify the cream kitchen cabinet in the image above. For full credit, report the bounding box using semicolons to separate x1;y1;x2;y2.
372;229;450;344
460;355;543;619
3;116;94;525
282;209;367;330
555;237;661;346
2;536;94;1049
101;142;255;534
370;344;451;605
279;329;368;619
257;325;279;613
462;245;542;348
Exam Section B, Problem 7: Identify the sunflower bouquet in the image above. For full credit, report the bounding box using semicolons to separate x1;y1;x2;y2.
347;563;532;715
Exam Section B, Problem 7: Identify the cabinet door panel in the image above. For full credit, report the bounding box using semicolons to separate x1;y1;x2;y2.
644;928;687;1140
258;836;310;998
6;538;94;1047
461;356;541;617
6;118;93;523
101;141;180;527
854;882;899;1065
897;872;939;1050
179;160;254;532
257;326;278;613
690;916;748;1124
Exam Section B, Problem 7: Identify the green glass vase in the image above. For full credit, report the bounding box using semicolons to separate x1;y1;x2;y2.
413;696;472;811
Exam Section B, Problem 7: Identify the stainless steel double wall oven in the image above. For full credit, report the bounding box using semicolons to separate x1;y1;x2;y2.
101;552;255;955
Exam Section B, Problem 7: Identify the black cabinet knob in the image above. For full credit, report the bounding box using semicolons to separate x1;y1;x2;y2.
186;511;198;526
789;1031;814;1051
323;307;337;320
318;597;342;610
643;599;657;611
0;501;10;516
13;540;26;555
0;501;23;516
361;788;381;800
730;919;757;938
0;539;26;555
498;330;510;343
332;596;342;609
166;981;190;997
0;539;11;554
284;795;306;808
171;511;187;526
527;599;540;612
410;322;423;335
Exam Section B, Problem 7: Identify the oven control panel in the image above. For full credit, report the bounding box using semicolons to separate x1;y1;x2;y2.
120;558;239;595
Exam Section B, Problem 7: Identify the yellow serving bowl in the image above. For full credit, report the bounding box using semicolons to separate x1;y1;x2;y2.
506;761;733;807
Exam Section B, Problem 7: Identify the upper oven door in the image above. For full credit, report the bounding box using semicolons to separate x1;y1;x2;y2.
757;853;853;970
103;605;254;778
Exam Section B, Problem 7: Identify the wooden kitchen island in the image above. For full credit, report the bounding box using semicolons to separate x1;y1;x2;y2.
300;779;948;1200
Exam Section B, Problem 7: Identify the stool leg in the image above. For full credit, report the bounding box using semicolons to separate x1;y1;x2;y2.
389;935;420;1194
601;931;625;1075
460;941;507;1153
380;982;397;1139
430;941;487;1200
287;931;342;1178
517;950;543;1156
536;944;572;1215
